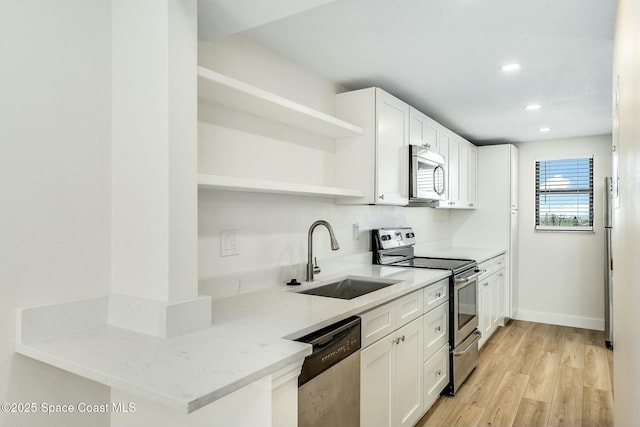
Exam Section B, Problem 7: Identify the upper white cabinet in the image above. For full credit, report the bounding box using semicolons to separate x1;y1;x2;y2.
335;88;409;205
441;136;477;209
409;107;438;150
510;144;519;210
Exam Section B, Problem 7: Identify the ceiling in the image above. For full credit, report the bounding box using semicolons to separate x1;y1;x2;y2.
199;0;617;144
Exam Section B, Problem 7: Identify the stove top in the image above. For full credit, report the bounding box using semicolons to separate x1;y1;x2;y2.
372;228;477;274
393;257;476;272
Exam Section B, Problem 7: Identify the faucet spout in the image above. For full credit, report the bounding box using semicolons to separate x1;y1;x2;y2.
307;220;340;282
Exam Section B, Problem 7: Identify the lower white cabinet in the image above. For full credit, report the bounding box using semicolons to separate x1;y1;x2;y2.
478;255;506;348
360;281;451;427
423;343;449;410
361;317;423;427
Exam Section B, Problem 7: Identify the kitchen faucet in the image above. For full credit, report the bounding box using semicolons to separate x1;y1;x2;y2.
307;220;340;281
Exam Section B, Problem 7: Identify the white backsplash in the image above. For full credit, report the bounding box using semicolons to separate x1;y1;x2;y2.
198;189;451;299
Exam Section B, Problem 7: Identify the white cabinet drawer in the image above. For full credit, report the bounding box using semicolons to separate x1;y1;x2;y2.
396;290;423;328
423;278;448;313
423;343;449;411
423;301;449;361
361;301;397;349
493;255;506;271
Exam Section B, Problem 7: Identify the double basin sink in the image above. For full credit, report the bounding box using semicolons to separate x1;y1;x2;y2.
297;276;401;300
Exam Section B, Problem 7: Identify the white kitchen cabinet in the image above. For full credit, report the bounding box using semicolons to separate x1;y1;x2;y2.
477;254;506;348
466;142;478;208
361;334;395;427
423;301;448;361
444;132;460;207
438;134;477;209
409;107;438;150
336;87;409;205
360;279;449;427
361;317;423;427
422;343;449;411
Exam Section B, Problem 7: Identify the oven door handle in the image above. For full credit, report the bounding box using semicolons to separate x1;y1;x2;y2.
453;330;482;356
454;270;482;284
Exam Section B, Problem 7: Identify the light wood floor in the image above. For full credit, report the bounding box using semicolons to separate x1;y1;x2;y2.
416;320;614;427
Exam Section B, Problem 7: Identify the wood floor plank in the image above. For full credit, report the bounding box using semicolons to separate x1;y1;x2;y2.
582;386;614;427
509;338;543;375
523;351;561;402
541;324;565;354
461;353;509;407
560;331;586;369
547;366;584;427
586;329;605;347
476;371;529;427
441;403;484;427
417;395;461;427
512;398;550;427
584;345;612;391
494;321;532;357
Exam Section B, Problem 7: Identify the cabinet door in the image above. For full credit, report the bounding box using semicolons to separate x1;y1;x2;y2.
490;274;500;330
394;318;423;427
447;135;460;207
423;301;448;361
361;336;395;427
510;145;519;210
409;107;438;150
375;89;409;205
467;144;478;208
495;270;506;327
423;343;449;411
479;277;492;348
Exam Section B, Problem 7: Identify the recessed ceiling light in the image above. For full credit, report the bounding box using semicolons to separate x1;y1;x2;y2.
526;104;542;110
539;127;551;133
501;63;521;72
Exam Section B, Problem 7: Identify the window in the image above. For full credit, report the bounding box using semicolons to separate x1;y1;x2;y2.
535;156;594;231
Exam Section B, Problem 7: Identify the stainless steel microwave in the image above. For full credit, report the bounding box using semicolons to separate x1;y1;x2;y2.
409;144;446;205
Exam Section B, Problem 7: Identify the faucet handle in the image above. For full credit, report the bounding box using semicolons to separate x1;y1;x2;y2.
313;257;321;274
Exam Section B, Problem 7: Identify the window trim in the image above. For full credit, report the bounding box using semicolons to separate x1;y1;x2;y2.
534;154;594;232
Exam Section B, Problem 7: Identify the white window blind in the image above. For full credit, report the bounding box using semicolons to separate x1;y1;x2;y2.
535;156;594;231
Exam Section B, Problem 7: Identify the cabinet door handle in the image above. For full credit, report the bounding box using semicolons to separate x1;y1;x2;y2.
436;370;442;376
469;203;474;207
435;292;442;298
400;335;405;342
379;194;385;200
435;326;441;332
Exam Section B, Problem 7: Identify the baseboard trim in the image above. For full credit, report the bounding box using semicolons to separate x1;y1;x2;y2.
513;309;604;331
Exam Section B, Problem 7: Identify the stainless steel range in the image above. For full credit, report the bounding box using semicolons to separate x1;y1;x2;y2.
372;227;482;395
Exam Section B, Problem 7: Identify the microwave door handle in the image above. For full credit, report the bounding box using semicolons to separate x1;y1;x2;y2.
434;165;445;195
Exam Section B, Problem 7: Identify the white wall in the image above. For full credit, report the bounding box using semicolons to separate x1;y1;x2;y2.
197;36;451;298
0;1;111;426
514;135;611;329
612;0;640;424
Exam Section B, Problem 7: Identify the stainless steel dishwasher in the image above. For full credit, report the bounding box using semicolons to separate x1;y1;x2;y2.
296;316;361;427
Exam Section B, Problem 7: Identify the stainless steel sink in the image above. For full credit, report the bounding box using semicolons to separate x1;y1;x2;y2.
297;276;400;300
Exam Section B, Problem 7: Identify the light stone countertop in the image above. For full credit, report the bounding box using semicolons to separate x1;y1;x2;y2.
16;264;451;414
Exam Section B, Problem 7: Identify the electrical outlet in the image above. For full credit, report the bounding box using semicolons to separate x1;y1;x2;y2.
221;230;239;256
353;223;360;240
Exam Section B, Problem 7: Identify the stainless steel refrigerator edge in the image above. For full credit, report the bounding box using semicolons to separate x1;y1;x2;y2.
604;176;614;349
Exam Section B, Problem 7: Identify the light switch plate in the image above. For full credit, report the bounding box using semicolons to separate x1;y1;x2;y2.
221;230;239;256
